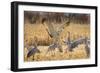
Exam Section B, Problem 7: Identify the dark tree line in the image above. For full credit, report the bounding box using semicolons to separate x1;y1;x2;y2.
24;11;90;24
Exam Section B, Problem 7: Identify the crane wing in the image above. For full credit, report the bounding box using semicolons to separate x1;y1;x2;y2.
42;18;57;38
56;14;71;35
72;37;86;46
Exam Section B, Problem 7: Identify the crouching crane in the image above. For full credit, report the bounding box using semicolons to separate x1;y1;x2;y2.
64;32;90;57
27;45;40;60
27;37;40;60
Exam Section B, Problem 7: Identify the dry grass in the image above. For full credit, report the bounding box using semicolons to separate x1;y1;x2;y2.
24;23;90;62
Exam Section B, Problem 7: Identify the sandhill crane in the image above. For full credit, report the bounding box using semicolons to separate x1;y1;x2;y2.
27;46;40;60
64;32;90;57
27;36;40;60
42;14;72;53
84;37;90;57
46;42;62;55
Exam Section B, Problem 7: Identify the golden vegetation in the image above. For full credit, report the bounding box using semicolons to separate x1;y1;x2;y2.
24;23;90;62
